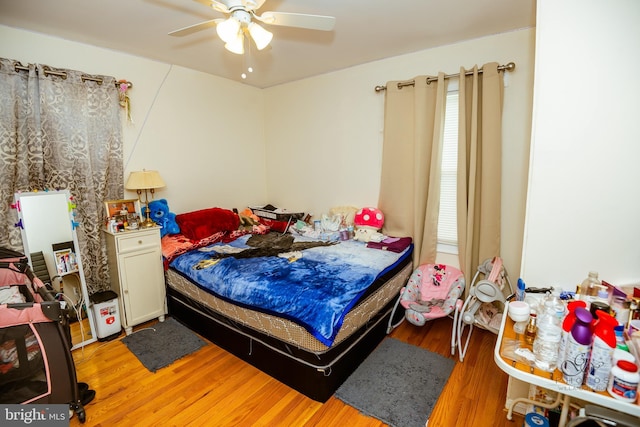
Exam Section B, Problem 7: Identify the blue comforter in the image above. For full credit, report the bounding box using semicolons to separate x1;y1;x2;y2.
169;235;411;346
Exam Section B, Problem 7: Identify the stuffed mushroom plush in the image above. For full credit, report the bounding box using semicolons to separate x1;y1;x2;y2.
353;207;385;242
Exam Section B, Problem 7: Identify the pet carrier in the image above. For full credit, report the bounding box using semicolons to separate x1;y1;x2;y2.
456;257;514;362
0;247;87;422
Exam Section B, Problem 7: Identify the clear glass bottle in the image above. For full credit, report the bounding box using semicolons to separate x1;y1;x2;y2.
579;271;601;299
533;298;563;371
524;313;537;345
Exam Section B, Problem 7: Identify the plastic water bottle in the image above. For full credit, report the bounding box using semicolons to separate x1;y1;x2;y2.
562;308;593;386
549;290;566;320
533;298;563;371
586;310;618;391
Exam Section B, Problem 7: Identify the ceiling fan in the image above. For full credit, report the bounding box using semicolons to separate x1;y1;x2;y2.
169;0;336;55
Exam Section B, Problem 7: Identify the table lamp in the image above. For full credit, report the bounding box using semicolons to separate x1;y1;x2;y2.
125;169;166;228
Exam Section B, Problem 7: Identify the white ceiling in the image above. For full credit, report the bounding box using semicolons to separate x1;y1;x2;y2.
0;0;536;89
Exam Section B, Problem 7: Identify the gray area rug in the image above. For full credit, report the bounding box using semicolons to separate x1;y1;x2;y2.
335;337;455;427
121;317;207;373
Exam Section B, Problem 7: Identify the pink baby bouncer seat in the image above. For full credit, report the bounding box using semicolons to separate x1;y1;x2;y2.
387;264;465;356
0;248;86;422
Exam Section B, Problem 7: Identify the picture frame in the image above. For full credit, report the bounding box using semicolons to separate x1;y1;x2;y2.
104;199;141;219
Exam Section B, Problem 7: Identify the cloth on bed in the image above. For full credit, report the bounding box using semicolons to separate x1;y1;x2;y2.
366;237;413;253
160;222;271;269
169;235;412;346
209;233;336;259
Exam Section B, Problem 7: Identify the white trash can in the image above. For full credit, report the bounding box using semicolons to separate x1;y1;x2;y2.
90;290;121;341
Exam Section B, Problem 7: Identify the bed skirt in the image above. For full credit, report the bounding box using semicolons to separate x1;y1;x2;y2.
165;256;412;402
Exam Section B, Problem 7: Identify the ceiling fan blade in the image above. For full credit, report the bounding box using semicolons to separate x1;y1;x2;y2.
193;0;230;13
168;19;223;37
257;12;336;31
245;0;267;11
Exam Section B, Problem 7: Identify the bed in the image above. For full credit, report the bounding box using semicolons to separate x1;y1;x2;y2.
161;207;413;402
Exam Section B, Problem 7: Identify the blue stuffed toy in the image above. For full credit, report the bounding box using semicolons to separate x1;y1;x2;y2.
144;199;180;238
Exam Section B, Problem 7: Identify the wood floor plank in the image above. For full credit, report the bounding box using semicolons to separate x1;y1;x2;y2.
69;317;523;427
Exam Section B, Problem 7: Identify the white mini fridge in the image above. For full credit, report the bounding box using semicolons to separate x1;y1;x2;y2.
90;290;121;341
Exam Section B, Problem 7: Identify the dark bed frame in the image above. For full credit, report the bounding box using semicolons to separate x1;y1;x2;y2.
166;255;411;402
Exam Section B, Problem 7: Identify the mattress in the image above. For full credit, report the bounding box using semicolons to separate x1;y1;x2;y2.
165;256;413;354
167;233;412;345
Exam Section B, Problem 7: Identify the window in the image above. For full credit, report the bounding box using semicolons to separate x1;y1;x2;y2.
437;83;459;254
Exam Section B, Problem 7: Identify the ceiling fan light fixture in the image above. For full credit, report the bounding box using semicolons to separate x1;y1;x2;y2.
169;1;337;65
224;32;245;54
248;22;273;50
216;16;241;44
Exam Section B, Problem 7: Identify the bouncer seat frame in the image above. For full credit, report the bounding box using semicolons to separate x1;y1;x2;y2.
388;263;465;356
456;257;513;362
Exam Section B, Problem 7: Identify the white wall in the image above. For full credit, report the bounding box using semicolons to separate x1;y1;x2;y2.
0;25;535;280
521;0;640;290
0;25;267;214
264;29;535;278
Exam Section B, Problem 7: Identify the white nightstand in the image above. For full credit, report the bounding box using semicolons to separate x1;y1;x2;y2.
103;227;166;335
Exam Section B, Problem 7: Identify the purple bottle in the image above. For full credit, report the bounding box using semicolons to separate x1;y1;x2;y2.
561;308;593;386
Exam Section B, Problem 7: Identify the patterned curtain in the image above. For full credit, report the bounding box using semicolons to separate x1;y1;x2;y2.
0;59;35;250
0;57;123;294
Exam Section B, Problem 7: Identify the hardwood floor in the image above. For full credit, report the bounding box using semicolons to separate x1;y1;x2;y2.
69;316;92;347
70;317;524;427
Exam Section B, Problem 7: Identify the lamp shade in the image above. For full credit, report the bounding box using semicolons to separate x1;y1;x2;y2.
248;22;272;50
216;17;241;44
224;32;245;54
125;170;166;190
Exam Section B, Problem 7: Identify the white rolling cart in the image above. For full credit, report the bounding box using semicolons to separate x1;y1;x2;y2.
494;301;640;427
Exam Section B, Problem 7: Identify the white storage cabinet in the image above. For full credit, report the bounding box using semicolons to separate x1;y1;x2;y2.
104;227;166;335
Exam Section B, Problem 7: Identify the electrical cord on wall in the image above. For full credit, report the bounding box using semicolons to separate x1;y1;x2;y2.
124;64;173;171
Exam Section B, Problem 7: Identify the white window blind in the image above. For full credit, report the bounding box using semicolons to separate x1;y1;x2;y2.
437;88;459;253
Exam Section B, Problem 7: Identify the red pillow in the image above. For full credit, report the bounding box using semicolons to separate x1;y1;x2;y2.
175;208;239;241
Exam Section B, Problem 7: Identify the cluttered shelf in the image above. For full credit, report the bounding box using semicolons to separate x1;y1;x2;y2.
494;301;640;426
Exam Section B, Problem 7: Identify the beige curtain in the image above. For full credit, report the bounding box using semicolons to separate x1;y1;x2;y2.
379;62;504;281
457;63;504;278
378;74;447;266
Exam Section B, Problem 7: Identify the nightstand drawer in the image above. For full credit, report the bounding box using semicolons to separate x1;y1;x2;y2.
116;231;159;253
